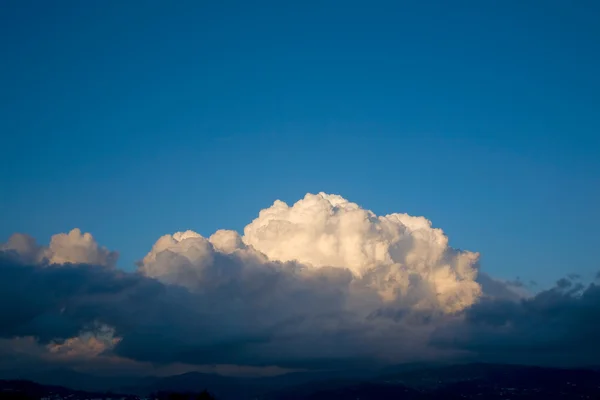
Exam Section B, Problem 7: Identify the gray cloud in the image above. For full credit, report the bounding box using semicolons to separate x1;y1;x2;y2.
431;276;600;367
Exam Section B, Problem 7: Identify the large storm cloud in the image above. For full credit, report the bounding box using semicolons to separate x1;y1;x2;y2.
0;193;597;374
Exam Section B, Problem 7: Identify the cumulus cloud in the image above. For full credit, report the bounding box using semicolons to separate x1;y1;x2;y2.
1;228;117;267
0;192;597;376
243;193;481;312
46;229;118;267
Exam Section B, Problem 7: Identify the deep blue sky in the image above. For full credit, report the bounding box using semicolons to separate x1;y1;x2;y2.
1;0;598;288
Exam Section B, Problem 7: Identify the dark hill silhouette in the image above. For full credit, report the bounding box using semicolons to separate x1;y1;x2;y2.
3;364;600;399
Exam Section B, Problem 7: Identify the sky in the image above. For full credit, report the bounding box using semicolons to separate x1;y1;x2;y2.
2;0;600;286
0;0;600;379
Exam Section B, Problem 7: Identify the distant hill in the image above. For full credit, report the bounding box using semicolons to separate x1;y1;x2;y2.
3;363;600;399
0;368;139;393
377;363;600;389
266;363;600;399
0;379;136;400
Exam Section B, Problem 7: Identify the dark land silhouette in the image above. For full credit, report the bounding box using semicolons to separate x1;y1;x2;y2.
2;363;600;399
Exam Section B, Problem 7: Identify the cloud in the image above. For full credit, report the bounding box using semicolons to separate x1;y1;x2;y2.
0;192;597;376
431;276;600;367
0;233;43;264
243;193;481;312
47;324;122;358
1;228;117;267
476;273;531;301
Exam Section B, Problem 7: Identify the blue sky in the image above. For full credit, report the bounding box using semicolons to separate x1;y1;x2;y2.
1;0;599;288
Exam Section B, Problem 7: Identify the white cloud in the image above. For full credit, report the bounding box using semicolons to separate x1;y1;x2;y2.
242;193;481;312
139;193;481;313
1;229;117;267
46;229;118;267
139;231;215;287
209;229;247;253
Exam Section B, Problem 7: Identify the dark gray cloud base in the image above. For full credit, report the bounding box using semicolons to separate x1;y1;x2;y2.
2;248;599;371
